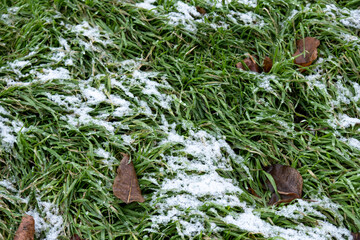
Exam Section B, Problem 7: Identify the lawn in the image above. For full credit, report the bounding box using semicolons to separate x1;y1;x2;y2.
0;0;359;239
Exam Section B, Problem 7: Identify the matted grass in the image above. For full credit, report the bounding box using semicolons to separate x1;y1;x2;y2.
0;0;359;239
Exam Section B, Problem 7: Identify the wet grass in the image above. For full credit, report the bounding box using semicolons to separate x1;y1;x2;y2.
0;0;359;239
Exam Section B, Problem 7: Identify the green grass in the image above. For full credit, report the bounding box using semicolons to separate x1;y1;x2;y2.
0;0;359;239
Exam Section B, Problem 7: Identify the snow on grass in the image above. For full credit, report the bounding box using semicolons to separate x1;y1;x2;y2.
330;79;358;107
136;0;157;10
273;197;344;221
258;75;275;92
135;0;262;32
0;180;64;239
340;137;360;150
32;67;71;82
228;10;264;27
94;148;117;166
336;114;360;128
0;179;17;192
0;105;24;151
214;0;257;8
323;4;360;29
148;117;247;237
166;1;204;32
224;204;351;240
340;9;360;29
341;33;360;43
0;7;21;26
69;21;113;46
26;198;64;240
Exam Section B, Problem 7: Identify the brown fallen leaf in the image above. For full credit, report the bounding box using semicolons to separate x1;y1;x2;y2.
113;154;145;204
70;234;83;240
264;164;303;205
263;56;273;73
352;233;360;240
14;215;35;240
196;6;206;15
236;55;260;73
293;37;320;70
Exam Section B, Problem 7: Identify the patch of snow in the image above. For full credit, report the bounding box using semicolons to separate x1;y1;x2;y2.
69;21;113;46
341;33;360;43
224;205;351;240
122;135;134;145
33;67;71;81
167;1;203;32
340;9;360;29
337;114;360;128
81;87;107;105
26;198;64;240
340;137;360;150
0;179;17;192
214;0;257;8
136;0;157;10
228;10;265;27
258;75;275;92
147;117;248;237
0;107;25;151
94;148;116;166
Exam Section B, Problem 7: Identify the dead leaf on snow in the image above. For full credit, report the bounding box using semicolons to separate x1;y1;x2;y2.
236;55;260;73
113;154;145;204
263;56;273;73
293;37;320;70
264;164;303;205
14;215;35;240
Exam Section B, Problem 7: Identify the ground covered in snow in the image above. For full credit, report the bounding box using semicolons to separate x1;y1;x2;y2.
0;0;359;239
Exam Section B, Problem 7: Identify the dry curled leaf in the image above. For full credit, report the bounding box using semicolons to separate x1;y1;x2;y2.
236;55;260;73
293;37;320;70
196;6;206;15
14;215;35;240
113;154;145;204
263;56;273;73
264;164;303;205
